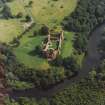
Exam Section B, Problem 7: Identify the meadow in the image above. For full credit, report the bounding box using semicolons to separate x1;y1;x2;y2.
8;0;77;27
0;19;23;43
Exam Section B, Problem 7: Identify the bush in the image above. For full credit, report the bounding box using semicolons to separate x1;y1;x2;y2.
40;25;49;35
25;15;31;22
16;12;23;18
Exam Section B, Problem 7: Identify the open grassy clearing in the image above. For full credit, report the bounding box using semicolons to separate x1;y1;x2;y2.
8;0;77;27
61;32;74;58
29;0;77;26
14;50;50;70
13;29;50;70
0;19;23;43
7;0;26;16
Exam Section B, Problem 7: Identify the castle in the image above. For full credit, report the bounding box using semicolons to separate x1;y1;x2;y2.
42;30;64;61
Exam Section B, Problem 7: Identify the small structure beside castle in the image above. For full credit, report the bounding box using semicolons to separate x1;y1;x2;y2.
42;30;64;61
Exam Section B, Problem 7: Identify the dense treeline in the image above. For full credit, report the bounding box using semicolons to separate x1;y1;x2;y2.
5;57;105;105
5;72;105;105
63;0;105;52
5;96;49;105
51;80;105;105
0;43;78;89
6;56;78;89
50;60;105;105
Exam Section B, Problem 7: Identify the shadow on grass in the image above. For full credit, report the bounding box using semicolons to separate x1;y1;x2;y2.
28;47;43;59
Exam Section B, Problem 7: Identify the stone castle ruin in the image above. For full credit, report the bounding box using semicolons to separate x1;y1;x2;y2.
42;30;64;61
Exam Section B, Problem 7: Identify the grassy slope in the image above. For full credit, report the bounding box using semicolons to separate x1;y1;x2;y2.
7;0;26;16
14;28;50;70
0;19;23;43
61;32;74;58
14;31;74;69
0;0;25;43
8;0;77;26
29;0;77;27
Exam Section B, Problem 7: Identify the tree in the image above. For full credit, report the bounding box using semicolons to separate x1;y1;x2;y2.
18;97;39;105
28;1;33;7
16;12;23;18
25;15;31;22
5;96;19;105
89;70;97;81
39;98;50;105
40;25;49;35
35;45;42;56
53;55;63;66
74;33;87;53
63;57;78;71
2;5;13;19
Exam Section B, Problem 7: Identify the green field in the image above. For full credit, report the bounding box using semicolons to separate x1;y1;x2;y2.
8;0;77;27
61;32;74;58
0;19;23;43
14;34;50;70
0;0;77;69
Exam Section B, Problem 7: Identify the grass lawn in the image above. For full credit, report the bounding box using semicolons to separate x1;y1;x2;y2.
29;0;77;26
61;32;74;58
14;50;50;70
7;0;26;16
0;19;23;43
8;0;77;27
14;33;50;70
